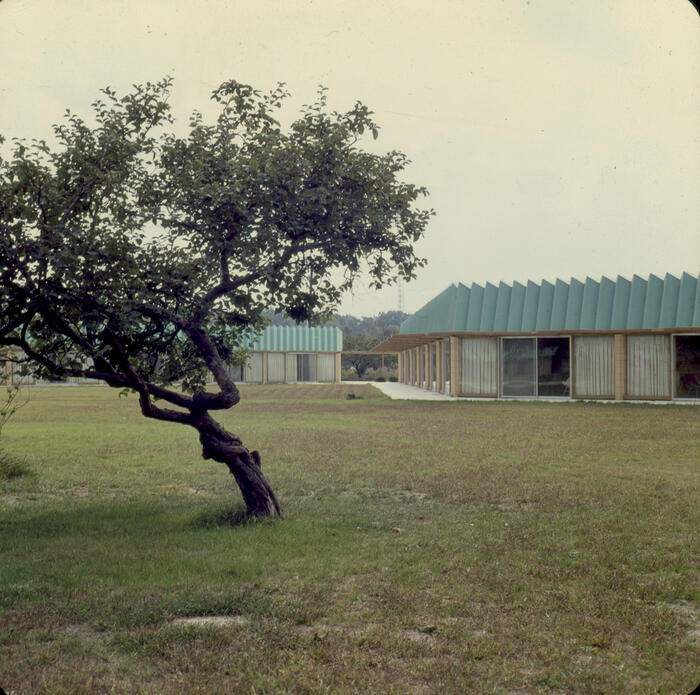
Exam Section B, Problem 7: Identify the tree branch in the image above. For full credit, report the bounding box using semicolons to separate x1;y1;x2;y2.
184;325;239;412
144;381;194;409
104;330;194;425
1;334;127;386
192;238;324;322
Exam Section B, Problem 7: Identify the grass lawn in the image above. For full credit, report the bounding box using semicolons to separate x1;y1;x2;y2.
0;384;698;694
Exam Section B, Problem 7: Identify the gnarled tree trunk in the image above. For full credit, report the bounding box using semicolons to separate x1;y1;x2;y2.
87;328;284;519
199;429;282;518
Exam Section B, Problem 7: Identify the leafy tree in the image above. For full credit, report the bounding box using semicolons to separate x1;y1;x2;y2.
0;78;432;517
341;333;382;379
336;311;407;378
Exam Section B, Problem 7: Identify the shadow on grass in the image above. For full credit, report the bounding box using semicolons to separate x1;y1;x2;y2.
0;498;270;544
192;503;251;529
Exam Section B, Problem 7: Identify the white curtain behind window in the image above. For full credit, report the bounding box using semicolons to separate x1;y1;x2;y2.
317;354;336;382
574;336;614;397
267;353;285;382
285;353;297;383
627;335;670;397
244;352;263;382
461;337;498;394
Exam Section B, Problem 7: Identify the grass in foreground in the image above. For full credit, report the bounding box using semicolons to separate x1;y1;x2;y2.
0;385;698;694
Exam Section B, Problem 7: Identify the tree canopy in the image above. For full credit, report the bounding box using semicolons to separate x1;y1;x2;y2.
335;312;408;379
0;78;432;516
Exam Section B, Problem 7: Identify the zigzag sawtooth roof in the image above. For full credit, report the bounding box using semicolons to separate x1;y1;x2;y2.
400;272;700;335
242;325;343;352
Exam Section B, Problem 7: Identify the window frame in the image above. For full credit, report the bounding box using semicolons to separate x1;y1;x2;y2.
498;335;572;399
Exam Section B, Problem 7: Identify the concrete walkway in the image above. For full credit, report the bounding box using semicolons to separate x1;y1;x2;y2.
368;382;698;405
370;382;461;400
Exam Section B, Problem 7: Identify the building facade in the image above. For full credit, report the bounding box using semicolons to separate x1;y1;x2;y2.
1;325;344;386
375;273;700;401
225;324;343;384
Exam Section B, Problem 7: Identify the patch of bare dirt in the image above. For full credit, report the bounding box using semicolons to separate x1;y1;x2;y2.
401;629;437;644
169;615;250;629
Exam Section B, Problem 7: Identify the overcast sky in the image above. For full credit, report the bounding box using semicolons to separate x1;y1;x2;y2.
1;0;698;317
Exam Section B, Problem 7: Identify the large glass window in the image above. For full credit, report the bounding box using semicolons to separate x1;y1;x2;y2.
537;337;570;397
297;353;317;382
284;353;318;382
501;338;536;396
227;363;245;382
501;337;570;398
675;335;700;399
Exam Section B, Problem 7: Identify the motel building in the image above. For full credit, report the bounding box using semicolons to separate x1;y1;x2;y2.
2;325;344;386
374;273;700;402
224;325;343;384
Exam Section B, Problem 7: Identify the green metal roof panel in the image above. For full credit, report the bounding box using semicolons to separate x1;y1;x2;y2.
659;273;680;327
507;281;527;331
479;283;499;331
247;325;342;351
564;278;584;330
627;275;647;328
466;283;484;331
452;283;470;331
693;275;700;327
595;276;615;329
676;272;697;326
579;277;599;329
535;280;554;330
423;285;457;333
401;284;457;334
550;279;569;329
423;285;459;333
611;275;631;328
493;281;512;331
642;274;664;329
522;281;540;331
399;273;699;335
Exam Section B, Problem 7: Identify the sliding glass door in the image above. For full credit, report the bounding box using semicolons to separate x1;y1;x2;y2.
500;337;570;398
537;337;571;397
674;335;700;399
501;338;536;396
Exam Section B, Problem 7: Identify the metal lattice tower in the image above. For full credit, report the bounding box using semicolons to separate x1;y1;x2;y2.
397;279;405;313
